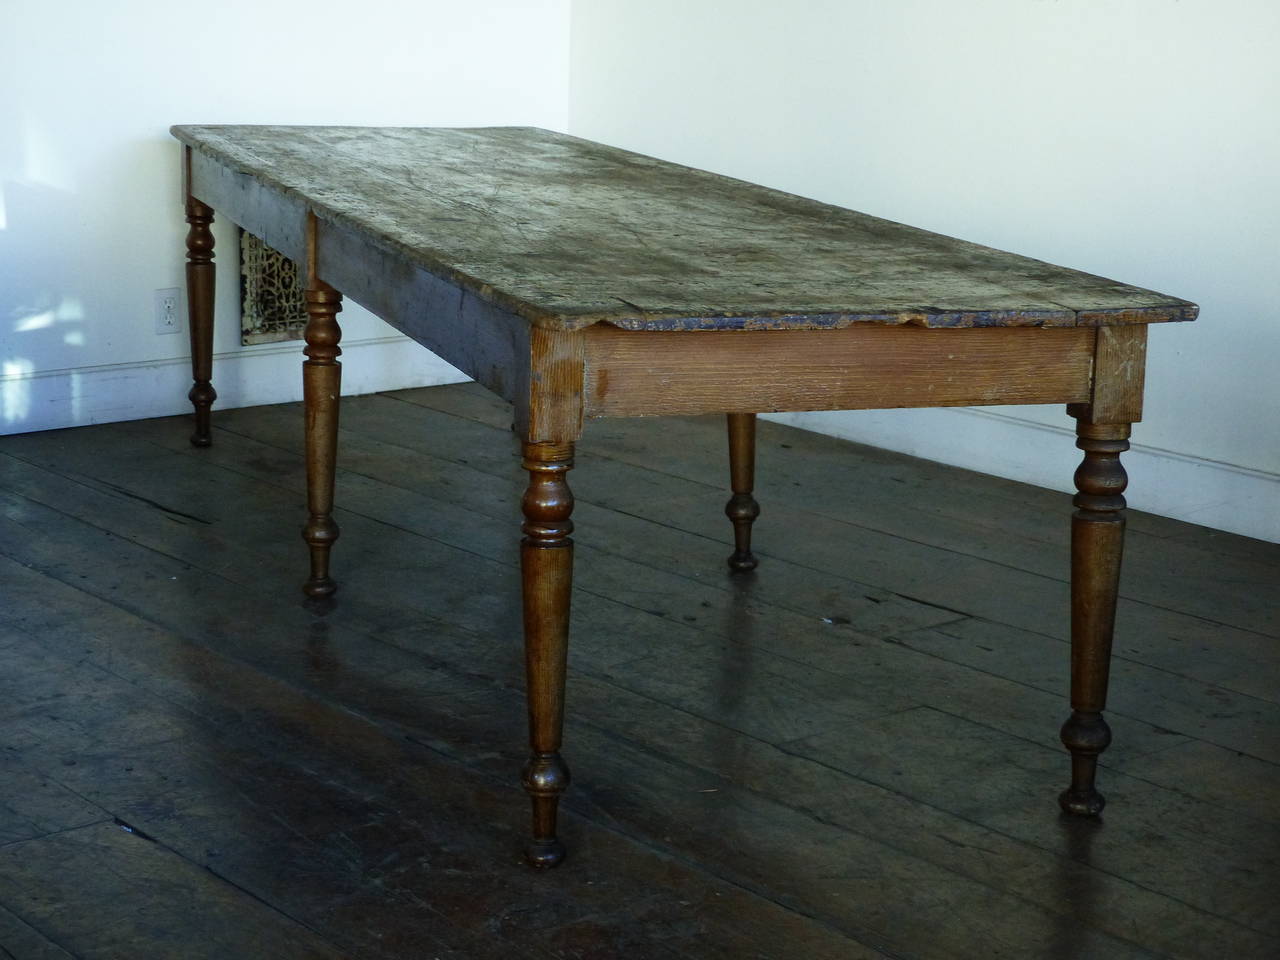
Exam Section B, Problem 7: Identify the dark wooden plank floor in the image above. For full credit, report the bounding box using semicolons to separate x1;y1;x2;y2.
1;382;1277;959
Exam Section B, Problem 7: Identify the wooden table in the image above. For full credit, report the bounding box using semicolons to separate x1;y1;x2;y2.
169;125;1197;868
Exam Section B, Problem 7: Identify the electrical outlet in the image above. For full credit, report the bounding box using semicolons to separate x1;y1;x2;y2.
155;287;182;334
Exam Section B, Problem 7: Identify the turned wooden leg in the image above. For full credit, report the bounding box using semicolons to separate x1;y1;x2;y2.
725;412;760;571
301;280;343;598
1060;409;1130;816
184;197;216;447
520;440;575;867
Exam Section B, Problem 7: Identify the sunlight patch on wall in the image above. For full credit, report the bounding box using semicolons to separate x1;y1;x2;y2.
69;369;81;424
56;296;83;322
14;310;54;332
13;297;84;335
2;360;34;425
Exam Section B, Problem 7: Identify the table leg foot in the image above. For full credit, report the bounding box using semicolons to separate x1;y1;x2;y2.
522;751;570;868
301;281;343;596
1059;711;1111;815
187;386;216;448
725;413;759;571
185;197;216;447
524;837;566;869
302;523;339;598
520;441;575;867
1060;409;1129;816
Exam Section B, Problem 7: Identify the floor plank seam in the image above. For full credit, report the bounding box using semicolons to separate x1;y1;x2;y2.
926;618;1280;712
88;476;215;526
0;818;115;853
198;860;357;955
915;693;1280;817
0;904;84;960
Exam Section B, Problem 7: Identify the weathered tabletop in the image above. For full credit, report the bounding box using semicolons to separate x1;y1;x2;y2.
170;125;1196;332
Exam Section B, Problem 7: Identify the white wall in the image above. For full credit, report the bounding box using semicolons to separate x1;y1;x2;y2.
570;0;1280;542
1;0;570;434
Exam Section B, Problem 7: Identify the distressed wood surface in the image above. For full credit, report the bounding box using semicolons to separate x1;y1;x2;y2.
186;146;308;264
1090;325;1149;423
171;125;1197;332
584;324;1094;417
525;328;585;442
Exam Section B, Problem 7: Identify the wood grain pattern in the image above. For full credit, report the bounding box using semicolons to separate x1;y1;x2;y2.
524;328;585;443
1090;325;1148;424
584;324;1094;417
171;125;1198;333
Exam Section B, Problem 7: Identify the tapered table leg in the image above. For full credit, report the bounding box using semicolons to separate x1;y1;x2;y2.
185;197;216;447
1060;409;1131;815
520;440;575;867
725;412;760;571
301;280;343;597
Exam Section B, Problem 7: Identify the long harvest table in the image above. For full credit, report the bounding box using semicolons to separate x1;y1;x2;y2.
169;125;1196;867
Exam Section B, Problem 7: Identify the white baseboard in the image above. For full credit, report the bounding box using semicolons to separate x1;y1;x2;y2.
1;335;469;436
764;407;1280;545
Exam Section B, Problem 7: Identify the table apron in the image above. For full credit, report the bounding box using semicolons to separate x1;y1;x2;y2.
189;151;535;408
316;217;532;408
583;324;1096;417
188;150;309;264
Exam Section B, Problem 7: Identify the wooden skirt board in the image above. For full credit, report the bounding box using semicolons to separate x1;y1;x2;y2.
582;324;1098;417
169;124;1195;867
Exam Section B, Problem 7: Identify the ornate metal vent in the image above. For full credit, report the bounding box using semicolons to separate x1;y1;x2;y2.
239;230;307;345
